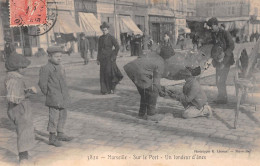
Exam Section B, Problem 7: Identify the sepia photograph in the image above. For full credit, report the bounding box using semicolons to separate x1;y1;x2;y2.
0;0;260;165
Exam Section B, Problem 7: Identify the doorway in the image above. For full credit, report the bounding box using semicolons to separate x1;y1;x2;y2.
151;23;160;44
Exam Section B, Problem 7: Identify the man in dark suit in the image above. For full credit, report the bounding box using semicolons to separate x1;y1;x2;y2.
97;22;121;94
207;17;235;104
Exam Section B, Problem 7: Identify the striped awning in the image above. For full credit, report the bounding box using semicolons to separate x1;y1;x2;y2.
53;11;82;34
79;12;103;36
119;16;143;35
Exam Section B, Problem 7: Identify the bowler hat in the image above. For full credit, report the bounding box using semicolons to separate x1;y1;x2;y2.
47;46;63;54
207;17;218;27
100;22;110;29
5;52;31;71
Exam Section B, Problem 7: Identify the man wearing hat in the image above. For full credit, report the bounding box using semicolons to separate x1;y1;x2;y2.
163;66;212;119
207;17;235;104
38;46;73;147
5;52;36;163
97;22;120;94
79;33;90;65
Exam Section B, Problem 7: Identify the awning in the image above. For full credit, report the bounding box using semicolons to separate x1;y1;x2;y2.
53;11;82;34
235;20;248;29
178;27;191;34
79;12;103;36
119;16;143;35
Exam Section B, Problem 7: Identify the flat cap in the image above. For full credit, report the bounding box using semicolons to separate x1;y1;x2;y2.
47;46;63;54
207;17;218;27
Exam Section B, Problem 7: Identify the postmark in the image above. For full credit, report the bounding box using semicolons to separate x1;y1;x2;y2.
27;0;58;36
10;0;47;26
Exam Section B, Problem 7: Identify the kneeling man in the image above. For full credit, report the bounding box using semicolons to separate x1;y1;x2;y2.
164;66;212;119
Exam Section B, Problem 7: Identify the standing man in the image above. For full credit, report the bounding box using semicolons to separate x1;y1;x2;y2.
79;33;89;65
97;22;120;95
207;17;235;104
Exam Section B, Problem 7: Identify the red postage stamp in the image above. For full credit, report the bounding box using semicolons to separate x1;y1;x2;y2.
9;0;47;26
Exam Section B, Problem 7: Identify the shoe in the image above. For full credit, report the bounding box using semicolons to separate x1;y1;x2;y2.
49;133;62;147
203;105;213;118
110;90;114;94
137;114;147;120
19;151;28;163
57;132;73;142
213;100;227;104
147;114;164;122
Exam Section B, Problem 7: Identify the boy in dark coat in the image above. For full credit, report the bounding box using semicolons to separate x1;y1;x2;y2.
164;66;212;118
5;52;36;163
38;46;72;147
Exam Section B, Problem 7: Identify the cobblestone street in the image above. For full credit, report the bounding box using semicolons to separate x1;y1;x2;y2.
0;51;260;166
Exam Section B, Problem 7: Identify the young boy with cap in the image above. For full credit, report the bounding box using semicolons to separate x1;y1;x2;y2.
38;46;73;147
163;66;212;119
5;52;36;163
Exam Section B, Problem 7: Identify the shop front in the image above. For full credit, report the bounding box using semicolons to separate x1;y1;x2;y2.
149;15;175;44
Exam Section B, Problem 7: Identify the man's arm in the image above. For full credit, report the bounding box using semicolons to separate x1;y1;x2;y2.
223;31;235;66
38;67;49;95
97;37;102;62
112;36;119;56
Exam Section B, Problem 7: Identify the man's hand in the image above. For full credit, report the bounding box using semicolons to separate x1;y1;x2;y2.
97;61;100;65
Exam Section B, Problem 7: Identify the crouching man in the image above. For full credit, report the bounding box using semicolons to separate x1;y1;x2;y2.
163;66;212;119
124;45;165;121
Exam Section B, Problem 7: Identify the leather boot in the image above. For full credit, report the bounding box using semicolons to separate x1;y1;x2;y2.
57;132;73;142
49;133;62;147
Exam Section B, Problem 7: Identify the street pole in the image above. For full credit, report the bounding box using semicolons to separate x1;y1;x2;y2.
114;0;118;39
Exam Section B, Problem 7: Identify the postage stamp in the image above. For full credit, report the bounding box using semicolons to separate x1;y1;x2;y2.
9;0;47;26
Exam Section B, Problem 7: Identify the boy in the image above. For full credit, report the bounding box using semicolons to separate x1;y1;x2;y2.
38;46;73;147
163;66;212;119
5;52;36;163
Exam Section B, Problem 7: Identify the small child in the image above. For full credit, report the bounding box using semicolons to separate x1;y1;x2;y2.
38;46;72;147
163;66;212;119
5;52;36;163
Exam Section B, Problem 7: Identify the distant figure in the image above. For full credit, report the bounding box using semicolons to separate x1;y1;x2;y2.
34;48;47;57
178;34;185;50
4;37;15;60
97;22;122;94
88;37;96;59
79;33;89;65
220;24;226;30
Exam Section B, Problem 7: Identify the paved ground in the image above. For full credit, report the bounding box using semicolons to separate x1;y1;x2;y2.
0;48;260;166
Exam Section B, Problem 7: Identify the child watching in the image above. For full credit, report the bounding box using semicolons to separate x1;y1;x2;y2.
5;52;36;163
38;46;73;147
